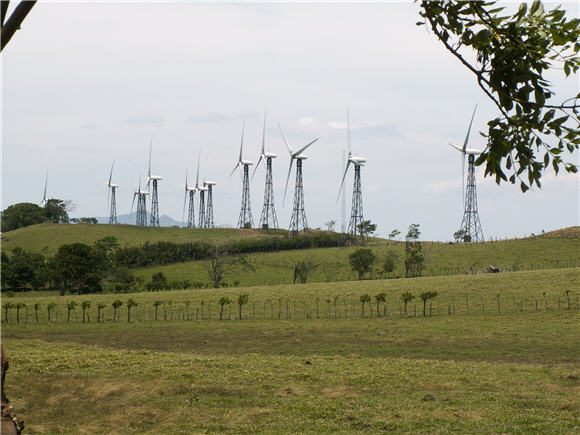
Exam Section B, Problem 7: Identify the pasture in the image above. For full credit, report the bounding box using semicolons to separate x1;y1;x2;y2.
2;268;579;433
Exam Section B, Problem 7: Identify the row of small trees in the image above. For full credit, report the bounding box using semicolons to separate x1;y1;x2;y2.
4;290;576;324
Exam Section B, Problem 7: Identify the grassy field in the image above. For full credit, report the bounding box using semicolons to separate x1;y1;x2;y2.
0;223;286;255
2;311;579;433
4;268;579;323
132;236;580;287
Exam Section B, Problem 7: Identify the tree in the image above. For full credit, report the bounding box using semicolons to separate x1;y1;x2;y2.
218;296;232;320
293;260;317;284
356;220;377;245
111;299;122;321
237;294;249;320
1;202;46;232
388;229;401;240
3;302;14;322
97;302;106;322
419;1;579;192
33;302;40;322
374;292;387;317
126;298;138;322
419;291;438;317
43;199;70;224
325;220;337;232
3;247;46;290
401;292;415;316
54;243;107;292
147;272;168;291
81;300;91;322
66;301;77;322
382;250;399;277
47;302;56;322
404;224;424;278
14;302;26;324
359;293;371;317
349;248;377;280
454;229;467;243
205;245;254;289
1;1;36;52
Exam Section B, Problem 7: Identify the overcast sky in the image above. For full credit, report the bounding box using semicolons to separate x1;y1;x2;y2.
2;1;578;240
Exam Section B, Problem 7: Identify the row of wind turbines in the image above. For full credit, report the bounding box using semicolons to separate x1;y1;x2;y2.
72;106;483;241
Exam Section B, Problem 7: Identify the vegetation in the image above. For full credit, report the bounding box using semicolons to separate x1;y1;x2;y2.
404;224;424;278
348;248;376;280
419;0;580;191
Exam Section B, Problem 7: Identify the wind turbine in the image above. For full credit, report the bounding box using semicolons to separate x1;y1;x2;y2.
147;137;162;227
253;108;279;229
204;180;216;228
40;171;48;205
449;104;484;242
337;110;367;240
230;120;254;229
196;153;209;228
278;123;318;234
182;168;197;228
130;176;148;226
106;161;119;224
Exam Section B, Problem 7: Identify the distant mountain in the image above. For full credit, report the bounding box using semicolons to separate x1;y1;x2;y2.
95;213;185;227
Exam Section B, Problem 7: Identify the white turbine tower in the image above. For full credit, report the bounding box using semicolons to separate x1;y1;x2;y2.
337;110;367;240
196;153;209;229
279;123;318;234
106;161;119;224
253;108;279;229
449;104;484;242
230;120;254;228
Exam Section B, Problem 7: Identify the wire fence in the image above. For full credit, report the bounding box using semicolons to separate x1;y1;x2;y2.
2;292;578;324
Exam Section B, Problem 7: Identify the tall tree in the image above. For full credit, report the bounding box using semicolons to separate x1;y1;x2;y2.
43;199;69;224
404;224;424;278
349;248;377;280
1;202;46;232
419;1;579;191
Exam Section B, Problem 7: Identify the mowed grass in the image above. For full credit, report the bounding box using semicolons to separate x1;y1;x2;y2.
134;236;580;286
3;310;579;434
0;223;285;256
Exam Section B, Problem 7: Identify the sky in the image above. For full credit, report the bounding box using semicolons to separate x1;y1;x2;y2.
2;1;579;241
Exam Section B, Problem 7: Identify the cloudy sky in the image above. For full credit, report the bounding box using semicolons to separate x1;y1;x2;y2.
2;1;578;240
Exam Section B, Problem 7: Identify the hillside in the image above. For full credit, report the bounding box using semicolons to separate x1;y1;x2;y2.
1;223;286;255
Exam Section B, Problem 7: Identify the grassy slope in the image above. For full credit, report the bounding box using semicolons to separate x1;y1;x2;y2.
134;237;580;287
0;223;285;255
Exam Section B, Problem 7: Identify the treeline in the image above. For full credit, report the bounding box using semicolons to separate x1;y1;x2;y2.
114;231;345;268
1;231;346;293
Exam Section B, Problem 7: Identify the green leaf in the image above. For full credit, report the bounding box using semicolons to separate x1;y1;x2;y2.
520;181;529;193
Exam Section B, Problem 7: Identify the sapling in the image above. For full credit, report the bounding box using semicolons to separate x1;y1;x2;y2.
359;293;371;317
237;294;249;320
3;302;14;323
15;302;26;324
374;293;386;317
66;301;78;322
153;300;162;321
47;302;56;323
97;303;106;322
111;299;122;321
400;292;415;316
219;296;231;320
34;302;41;323
126;298;138;322
81;301;91;322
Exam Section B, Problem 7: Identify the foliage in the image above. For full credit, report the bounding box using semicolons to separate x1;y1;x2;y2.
293;260;317;284
356;220;377;244
454;229;467;243
70;217;98;224
218;296;232;320
400;291;415;315
348;248;377;280
206;245;254;289
1;202;46;232
53;243;106;292
405;224;424;278
382;250;399;277
419;0;580;191
237;293;249;320
388;229;401;240
325;220;337;231
147;272;169;291
43;199;70;224
419;291;438;316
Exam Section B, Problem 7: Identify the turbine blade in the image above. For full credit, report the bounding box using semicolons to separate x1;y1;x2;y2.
252;155;263;178
347;108;351;156
148;135;153;178
42;171;48;203
130;192;136;217
196;151;201;187
337;161;351;202
108;160;114;186
229;162;240;178
449;143;463;152
239;119;245;163
462;104;478;152
182;189;188;224
261;107;266;155
283;158;294;206
185;168;188;190
295;138;319;156
278;123;293;154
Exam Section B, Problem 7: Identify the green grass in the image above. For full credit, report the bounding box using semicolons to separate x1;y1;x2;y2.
3;268;579;433
133;236;580;287
1;223;286;256
3;312;579;433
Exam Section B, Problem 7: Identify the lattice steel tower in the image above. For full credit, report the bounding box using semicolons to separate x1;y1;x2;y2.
289;158;308;234
183;169;196;228
254;109;279;229
106;161;118;225
147;138;162;228
204;181;216;228
131;178;148;227
198;186;207;228
459;154;484;242
347;164;364;237
230;120;254;229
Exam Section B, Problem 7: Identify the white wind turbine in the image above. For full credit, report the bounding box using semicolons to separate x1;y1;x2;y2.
230;120;254;228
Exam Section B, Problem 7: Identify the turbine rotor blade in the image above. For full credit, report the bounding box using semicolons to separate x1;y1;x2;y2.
252;155;263;178
239;119;245;163
108;160;114;186
182;189;187;224
196;151;201;187
229;162;240;178
283;158;294;206
278;123;293;155
337;161;351;202
130;192;136;217
295;138;319;156
261;107;266;155
449;143;463;152
462;104;478;152
347;108;351;156
42;171;48;204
